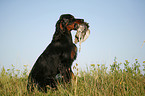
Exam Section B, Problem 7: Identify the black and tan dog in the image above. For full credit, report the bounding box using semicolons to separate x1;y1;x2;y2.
27;14;89;92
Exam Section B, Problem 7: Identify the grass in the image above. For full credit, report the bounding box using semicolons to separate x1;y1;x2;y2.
0;58;145;96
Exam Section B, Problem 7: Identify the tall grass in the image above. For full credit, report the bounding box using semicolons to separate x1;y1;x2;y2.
0;59;145;96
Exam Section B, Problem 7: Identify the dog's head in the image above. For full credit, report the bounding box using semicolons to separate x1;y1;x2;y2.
56;14;89;32
55;14;90;47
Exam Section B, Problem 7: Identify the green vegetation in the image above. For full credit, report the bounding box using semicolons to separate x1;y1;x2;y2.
0;58;145;96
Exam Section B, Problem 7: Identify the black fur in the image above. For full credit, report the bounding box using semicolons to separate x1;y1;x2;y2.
27;14;85;92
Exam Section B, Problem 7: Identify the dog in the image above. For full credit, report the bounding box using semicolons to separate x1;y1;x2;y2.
27;14;89;92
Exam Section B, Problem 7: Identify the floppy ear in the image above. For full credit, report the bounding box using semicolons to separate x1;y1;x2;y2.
60;18;69;30
55;19;67;32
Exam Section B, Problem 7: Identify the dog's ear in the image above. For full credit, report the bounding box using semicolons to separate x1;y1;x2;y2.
60;18;69;29
55;19;67;32
59;15;69;23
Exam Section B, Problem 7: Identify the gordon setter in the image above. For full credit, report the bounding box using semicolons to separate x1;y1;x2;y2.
27;14;89;92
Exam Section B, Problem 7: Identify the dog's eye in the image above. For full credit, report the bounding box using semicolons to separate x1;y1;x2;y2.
70;18;75;22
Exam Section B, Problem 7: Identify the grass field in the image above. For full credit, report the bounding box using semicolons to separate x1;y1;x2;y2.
0;58;145;96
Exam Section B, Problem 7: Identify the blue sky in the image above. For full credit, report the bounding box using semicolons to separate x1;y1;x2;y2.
0;0;145;72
